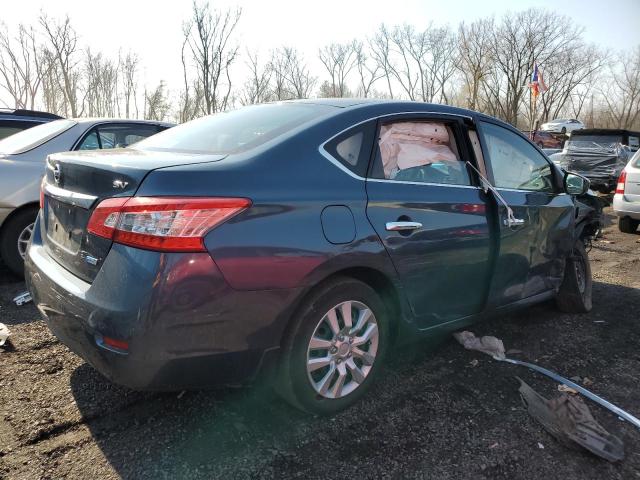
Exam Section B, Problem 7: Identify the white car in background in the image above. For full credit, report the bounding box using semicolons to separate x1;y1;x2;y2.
613;150;640;233
540;119;584;135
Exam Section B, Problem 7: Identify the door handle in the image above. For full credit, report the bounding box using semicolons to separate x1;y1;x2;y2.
386;221;423;232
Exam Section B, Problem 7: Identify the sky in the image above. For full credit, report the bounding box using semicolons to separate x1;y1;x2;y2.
1;0;639;106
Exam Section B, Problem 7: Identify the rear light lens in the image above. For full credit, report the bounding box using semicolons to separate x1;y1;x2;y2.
616;170;627;194
87;197;251;252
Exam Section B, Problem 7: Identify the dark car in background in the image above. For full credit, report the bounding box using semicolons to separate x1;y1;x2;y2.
551;128;640;193
523;130;564;149
26;100;594;414
0;109;62;140
0;118;173;276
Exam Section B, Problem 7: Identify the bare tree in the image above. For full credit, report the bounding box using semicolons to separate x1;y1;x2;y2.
457;18;495;110
318;41;357;97
83;49;119;117
183;1;241;115
240;49;272;105
353;40;382;98
369;24;395;98
271;47;316;99
120;51;139;118
39;14;81;117
600;46;640;128
0;23;46;109
144;81;171;121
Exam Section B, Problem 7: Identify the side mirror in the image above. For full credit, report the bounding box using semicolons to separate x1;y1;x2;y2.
564;172;589;195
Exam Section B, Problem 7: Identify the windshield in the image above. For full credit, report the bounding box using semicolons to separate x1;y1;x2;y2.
0;119;76;155
135;103;335;154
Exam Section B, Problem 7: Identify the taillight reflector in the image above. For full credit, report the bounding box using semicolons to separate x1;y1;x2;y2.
616;170;627;194
87;197;251;252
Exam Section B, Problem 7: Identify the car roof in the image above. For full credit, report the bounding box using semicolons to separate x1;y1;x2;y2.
0;109;63;121
571;128;640;137
69;118;175;127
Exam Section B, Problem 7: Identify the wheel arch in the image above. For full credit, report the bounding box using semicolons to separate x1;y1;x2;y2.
0;202;39;241
277;265;405;351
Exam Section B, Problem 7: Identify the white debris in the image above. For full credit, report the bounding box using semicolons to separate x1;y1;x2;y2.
13;291;32;306
0;322;10;346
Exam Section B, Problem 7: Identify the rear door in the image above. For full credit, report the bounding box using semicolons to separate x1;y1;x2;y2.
477;120;575;306
365;114;493;327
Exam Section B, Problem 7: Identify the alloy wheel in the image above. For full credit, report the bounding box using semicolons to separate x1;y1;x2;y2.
306;300;379;399
17;222;34;259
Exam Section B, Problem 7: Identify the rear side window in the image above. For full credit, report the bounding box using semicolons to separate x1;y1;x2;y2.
77;124;162;151
369;120;470;186
479;121;555;193
323;122;375;177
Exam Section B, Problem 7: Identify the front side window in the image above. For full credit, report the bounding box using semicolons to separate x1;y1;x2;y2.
369;120;470;186
479;121;554;193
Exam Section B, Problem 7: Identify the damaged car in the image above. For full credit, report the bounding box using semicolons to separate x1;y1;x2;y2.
26;100;599;414
551;129;640;193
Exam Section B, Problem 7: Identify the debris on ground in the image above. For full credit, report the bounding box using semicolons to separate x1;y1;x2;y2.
558;384;579;395
0;322;10;346
454;330;640;432
13;291;32;306
453;331;505;360
518;378;625;462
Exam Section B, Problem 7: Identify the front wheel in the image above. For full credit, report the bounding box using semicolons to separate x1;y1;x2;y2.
276;277;389;415
556;239;592;313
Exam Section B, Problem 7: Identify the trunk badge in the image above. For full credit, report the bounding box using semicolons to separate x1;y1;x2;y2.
112;179;129;189
81;252;100;266
53;164;62;185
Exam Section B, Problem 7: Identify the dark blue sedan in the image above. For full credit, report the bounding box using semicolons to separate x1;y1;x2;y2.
25;99;594;414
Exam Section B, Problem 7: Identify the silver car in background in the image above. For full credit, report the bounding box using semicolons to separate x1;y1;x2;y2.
0;118;173;275
540;118;584;135
613;150;640;233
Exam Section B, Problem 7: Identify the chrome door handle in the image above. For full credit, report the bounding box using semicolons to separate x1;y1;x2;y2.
503;217;525;227
385;221;423;232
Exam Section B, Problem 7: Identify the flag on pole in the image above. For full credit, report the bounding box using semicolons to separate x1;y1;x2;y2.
530;62;548;99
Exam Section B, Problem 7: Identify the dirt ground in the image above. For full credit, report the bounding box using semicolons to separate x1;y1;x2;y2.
0;207;639;480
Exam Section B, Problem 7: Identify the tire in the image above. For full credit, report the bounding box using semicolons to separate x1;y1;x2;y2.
618;217;639;234
536;142;544;148
276;277;389;415
561;127;567;134
556;239;592;313
0;207;38;277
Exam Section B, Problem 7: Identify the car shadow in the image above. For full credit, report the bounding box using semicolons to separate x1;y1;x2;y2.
68;280;640;479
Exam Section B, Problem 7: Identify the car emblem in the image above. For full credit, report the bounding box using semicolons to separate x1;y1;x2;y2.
53;163;62;185
112;179;129;189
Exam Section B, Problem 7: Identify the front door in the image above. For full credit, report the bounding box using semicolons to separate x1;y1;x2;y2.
365;114;493;327
476;120;575;306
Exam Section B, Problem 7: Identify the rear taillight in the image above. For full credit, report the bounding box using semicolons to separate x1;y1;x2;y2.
87;197;251;252
616;170;627;194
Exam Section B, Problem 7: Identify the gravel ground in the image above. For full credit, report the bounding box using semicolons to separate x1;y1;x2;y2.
1;207;639;480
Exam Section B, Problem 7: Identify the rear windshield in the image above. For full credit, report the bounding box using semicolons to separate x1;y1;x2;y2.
0;119;76;154
135;103;335;154
633;150;640;168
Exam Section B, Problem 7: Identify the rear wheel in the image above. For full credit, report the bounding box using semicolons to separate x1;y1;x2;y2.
556;239;592;313
276;277;389;415
0;207;38;277
561;127;567;134
618;217;639;234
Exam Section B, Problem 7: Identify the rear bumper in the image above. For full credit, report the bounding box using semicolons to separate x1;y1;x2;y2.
613;194;640;220
25;217;301;390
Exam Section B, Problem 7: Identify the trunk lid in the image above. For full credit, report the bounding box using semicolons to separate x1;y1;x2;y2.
41;148;225;282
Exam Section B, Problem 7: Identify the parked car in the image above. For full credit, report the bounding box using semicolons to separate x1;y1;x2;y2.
540;118;584;135
522;130;564;149
0;109;62;141
551;129;640;193
25;100;596;414
543;148;562;157
0;118;173;276
613;149;640;233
